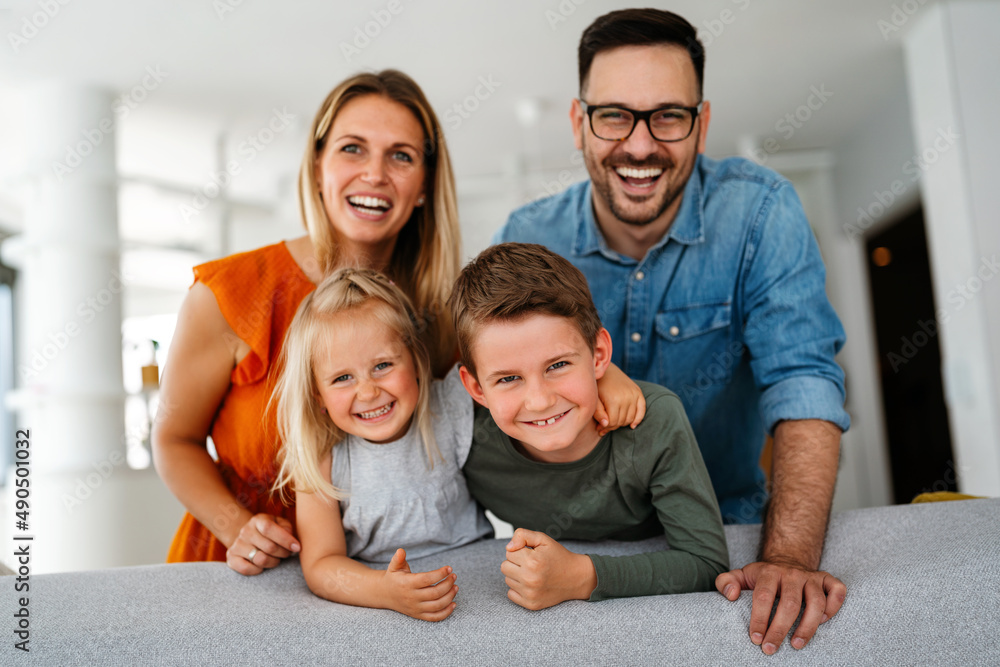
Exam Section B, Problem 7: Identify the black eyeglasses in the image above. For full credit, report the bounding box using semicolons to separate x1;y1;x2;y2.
580;100;704;143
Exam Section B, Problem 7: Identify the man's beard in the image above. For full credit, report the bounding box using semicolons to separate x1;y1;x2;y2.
584;147;691;227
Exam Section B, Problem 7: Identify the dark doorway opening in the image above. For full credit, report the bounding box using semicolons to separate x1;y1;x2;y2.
866;207;955;504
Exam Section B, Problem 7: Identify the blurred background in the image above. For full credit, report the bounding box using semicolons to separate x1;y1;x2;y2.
0;0;997;573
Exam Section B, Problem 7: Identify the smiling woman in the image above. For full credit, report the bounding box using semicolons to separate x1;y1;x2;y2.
299;74;461;373
151;70;462;574
310;95;432;288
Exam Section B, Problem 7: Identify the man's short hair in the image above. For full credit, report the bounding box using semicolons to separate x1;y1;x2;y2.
449;243;603;378
578;8;705;97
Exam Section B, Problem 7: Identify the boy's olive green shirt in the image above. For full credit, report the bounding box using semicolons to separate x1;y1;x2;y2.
464;382;730;601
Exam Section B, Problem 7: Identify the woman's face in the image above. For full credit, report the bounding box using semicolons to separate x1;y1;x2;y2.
314;94;428;263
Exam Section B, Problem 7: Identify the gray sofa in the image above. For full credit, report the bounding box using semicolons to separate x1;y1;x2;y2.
23;498;1000;665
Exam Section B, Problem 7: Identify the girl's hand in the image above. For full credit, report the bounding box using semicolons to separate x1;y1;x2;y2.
594;363;646;436
225;513;301;576
381;548;458;622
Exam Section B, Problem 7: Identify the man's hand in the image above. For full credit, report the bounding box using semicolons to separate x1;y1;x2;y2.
501;528;597;610
724;419;844;653
381;548;458;622
716;562;846;654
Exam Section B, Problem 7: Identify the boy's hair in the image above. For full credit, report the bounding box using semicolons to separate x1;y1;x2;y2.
578;9;705;98
272;268;439;503
449;243;602;379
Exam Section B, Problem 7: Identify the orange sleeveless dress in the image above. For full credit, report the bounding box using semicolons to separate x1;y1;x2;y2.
166;242;316;563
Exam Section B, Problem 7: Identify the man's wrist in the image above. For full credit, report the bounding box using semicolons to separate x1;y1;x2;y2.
758;554;814;571
760;529;822;570
760;529;815;569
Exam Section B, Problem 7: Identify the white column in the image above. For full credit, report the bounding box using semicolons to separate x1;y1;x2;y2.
2;84;181;573
903;1;1000;496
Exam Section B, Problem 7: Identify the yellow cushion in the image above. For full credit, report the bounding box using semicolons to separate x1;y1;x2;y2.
911;491;985;503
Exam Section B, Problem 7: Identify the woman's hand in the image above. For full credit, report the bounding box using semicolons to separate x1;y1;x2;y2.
594;362;646;436
225;513;301;576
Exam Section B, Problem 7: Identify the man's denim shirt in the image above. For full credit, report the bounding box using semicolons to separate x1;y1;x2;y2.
494;155;850;523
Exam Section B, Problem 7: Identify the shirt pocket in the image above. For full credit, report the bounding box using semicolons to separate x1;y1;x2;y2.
654;302;734;389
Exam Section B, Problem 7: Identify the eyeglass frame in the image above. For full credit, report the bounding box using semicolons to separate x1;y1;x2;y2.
579;100;704;143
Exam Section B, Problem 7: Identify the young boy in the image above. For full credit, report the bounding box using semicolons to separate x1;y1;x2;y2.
450;243;729;610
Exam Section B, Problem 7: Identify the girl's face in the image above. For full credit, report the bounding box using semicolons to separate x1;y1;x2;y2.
314;94;428;263
312;303;421;444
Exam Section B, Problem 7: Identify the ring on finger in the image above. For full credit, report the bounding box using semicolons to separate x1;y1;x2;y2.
247;547;258;562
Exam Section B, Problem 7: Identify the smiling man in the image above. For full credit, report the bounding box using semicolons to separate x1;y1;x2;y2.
493;8;850;655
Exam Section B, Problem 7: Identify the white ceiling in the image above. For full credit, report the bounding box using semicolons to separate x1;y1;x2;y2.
0;0;938;338
0;0;924;186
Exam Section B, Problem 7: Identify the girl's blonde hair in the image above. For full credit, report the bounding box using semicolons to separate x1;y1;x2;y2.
272;268;440;503
298;69;460;376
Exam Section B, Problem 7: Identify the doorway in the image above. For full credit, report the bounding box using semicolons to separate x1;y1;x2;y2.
866;207;956;503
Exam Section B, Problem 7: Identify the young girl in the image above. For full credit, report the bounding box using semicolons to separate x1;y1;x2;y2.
273;268;492;623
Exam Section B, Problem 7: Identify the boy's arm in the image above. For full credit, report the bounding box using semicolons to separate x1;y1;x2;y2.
501;393;728;607
296;457;458;622
586;392;730;601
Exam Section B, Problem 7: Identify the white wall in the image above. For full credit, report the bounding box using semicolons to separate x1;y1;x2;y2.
825;51;922;509
778;164;890;511
903;0;1000;496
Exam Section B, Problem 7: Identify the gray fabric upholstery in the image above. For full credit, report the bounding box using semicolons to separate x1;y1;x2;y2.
24;498;1000;665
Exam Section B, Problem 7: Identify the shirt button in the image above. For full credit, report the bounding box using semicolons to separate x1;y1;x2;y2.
669;326;680;336
631;332;642;343
635;271;645;281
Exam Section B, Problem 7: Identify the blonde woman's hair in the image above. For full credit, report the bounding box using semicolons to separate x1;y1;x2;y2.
298;69;460;376
272;268;440;503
